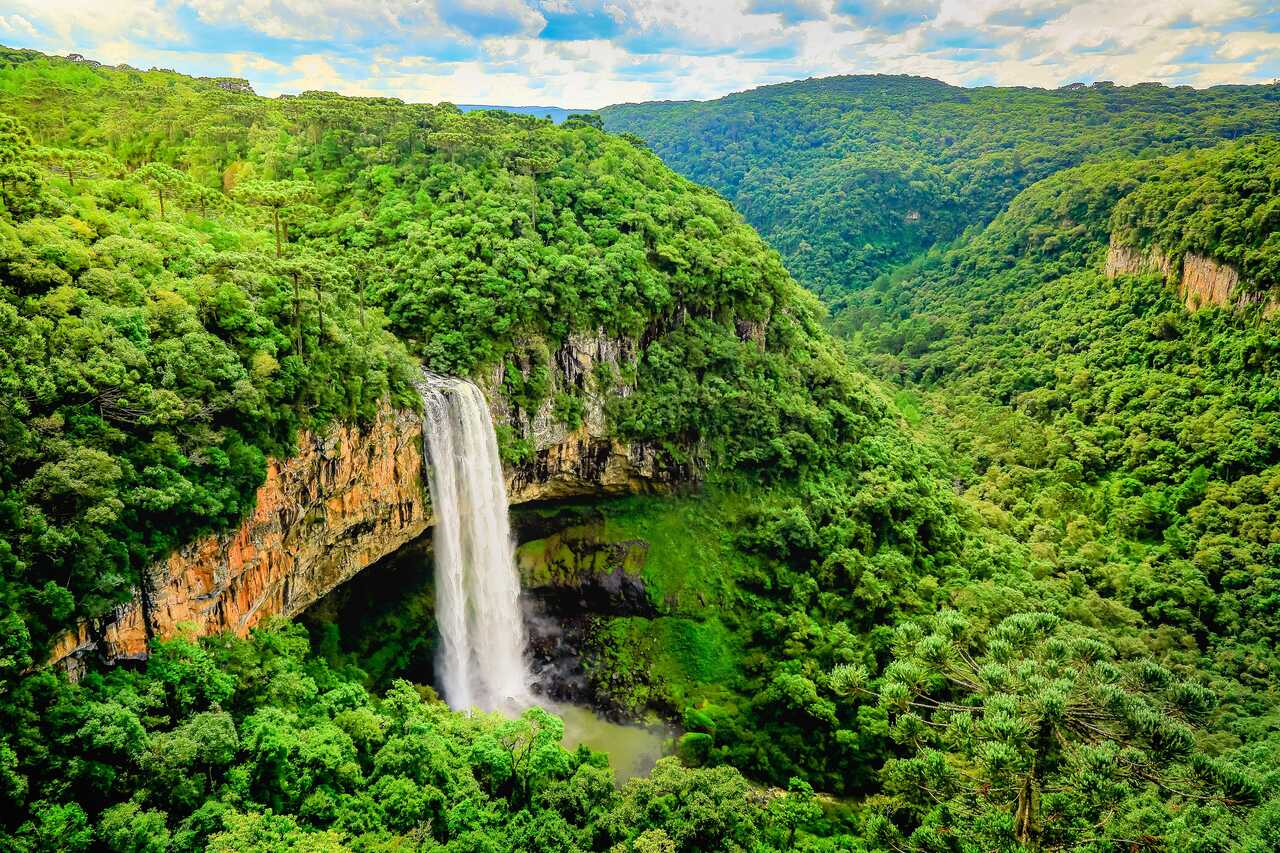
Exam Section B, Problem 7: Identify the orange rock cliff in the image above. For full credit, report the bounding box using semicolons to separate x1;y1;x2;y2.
49;330;689;675
1104;235;1278;317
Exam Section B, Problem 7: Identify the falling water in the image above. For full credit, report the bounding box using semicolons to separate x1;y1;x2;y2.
419;372;532;712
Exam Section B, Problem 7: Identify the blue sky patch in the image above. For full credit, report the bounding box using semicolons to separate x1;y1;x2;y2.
540;9;621;41
834;0;942;32
439;3;535;39
3;0;1276;109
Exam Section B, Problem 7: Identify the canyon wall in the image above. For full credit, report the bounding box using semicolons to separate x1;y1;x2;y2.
1103;236;1278;317
50;330;689;675
49;407;432;675
483;329;696;500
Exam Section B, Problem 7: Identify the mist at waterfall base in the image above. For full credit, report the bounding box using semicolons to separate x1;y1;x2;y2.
418;373;668;779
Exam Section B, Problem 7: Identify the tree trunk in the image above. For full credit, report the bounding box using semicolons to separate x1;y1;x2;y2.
315;281;324;338
273;207;281;257
1015;769;1038;844
292;272;302;355
158;189;165;218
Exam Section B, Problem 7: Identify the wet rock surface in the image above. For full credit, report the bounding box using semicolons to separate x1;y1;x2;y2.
522;535;655;713
291;503;657;720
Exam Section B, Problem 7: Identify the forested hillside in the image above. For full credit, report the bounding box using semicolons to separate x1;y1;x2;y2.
0;45;859;659
839;140;1280;685
606;73;1280;850
602;76;1280;298
0;47;962;851
825;139;1280;849
4;46;1280;853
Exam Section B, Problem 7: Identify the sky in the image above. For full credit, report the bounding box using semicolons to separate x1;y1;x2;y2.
1;1;1277;109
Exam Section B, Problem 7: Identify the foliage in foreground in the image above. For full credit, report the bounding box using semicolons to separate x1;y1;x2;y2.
0;620;842;852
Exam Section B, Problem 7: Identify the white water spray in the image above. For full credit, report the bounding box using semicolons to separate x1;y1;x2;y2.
419;372;532;712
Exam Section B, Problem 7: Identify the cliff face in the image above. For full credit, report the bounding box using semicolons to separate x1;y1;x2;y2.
1102;240;1174;282
1104;236;1277;317
50;335;689;674
49;408;432;674
482;329;694;501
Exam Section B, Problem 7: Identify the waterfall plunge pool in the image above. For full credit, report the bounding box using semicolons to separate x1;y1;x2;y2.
557;704;671;782
418;372;673;782
299;519;678;784
304;372;673;784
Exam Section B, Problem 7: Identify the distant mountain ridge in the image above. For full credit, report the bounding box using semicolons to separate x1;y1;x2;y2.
601;74;1280;299
457;103;586;124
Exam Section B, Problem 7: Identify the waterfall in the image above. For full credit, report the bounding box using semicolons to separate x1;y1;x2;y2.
419;372;532;712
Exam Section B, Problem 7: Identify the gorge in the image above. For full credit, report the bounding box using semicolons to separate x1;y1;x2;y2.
46;329;687;676
3;43;1280;853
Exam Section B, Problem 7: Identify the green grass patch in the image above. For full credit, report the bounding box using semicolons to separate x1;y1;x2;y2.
892;389;923;425
598;490;759;613
592;614;744;714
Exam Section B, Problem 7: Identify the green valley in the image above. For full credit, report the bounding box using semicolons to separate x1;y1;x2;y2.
602;76;1280;299
1;30;1279;853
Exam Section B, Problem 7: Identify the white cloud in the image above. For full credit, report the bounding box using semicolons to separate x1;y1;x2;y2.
6;0;186;49
184;0;442;40
0;0;1275;108
0;15;42;40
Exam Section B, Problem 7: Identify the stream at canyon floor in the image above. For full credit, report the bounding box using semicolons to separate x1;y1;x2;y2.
557;705;671;782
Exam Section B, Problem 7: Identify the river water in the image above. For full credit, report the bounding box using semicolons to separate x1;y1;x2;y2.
557;705;671;782
419;372;671;779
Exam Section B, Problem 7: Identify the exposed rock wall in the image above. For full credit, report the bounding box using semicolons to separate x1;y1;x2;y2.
481;329;695;501
1179;251;1240;309
1103;235;1277;317
50;338;692;674
1102;239;1174;281
50;407;432;674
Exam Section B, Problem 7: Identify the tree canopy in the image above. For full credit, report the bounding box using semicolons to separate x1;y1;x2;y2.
2;44;1280;853
602;75;1280;299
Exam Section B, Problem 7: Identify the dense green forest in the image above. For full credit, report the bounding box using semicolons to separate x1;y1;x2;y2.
3;46;1280;853
602;75;1280;299
0;47;950;850
0;45;859;658
603;74;1280;849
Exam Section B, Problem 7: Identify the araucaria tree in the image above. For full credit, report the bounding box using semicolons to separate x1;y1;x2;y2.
133;162;191;218
233;179;315;256
835;611;1261;850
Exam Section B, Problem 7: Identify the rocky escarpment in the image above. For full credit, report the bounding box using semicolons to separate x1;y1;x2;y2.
49;407;432;675
50;331;691;675
518;519;655;710
1104;236;1278;317
482;330;696;500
